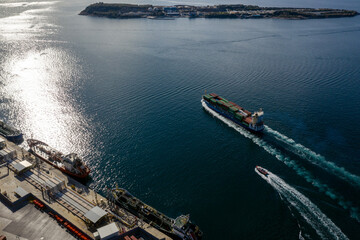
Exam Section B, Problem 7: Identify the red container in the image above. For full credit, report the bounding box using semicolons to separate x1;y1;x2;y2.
244;110;251;116
244;117;252;124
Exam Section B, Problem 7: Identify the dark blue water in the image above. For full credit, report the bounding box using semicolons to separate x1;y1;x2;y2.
1;0;360;239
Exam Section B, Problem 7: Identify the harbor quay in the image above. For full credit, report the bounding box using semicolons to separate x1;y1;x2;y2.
0;136;171;240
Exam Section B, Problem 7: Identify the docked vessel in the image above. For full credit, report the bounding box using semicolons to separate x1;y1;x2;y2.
255;166;269;177
27;139;90;179
202;93;264;132
110;187;202;240
0;120;23;143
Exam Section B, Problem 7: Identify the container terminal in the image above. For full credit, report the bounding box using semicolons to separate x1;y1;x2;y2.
0;136;200;240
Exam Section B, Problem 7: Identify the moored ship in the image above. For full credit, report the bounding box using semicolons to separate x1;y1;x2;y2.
110;187;202;240
202;93;264;132
27;139;90;179
0;120;23;143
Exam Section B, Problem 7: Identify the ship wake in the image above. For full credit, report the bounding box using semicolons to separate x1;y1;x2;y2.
202;100;360;222
264;125;360;189
255;169;349;240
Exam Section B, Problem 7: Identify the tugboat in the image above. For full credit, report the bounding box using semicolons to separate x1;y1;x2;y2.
255;166;269;177
110;187;202;240
27;139;90;179
0;120;23;143
202;93;264;132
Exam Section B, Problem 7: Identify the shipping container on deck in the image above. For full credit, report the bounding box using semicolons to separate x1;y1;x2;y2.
244;117;252;124
220;102;230;110
203;95;212;101
229;107;238;112
243;109;251;116
203;93;264;132
235;112;243;120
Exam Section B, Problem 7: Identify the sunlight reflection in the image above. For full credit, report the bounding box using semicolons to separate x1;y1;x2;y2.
0;2;58;8
0;4;56;41
3;49;91;156
0;1;93;159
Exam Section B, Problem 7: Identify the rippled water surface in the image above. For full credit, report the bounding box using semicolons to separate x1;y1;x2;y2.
0;0;360;239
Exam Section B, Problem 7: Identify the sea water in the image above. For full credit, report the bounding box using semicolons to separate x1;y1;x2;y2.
0;0;360;239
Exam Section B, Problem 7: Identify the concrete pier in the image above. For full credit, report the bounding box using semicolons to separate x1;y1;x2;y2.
0;200;75;240
0;137;171;240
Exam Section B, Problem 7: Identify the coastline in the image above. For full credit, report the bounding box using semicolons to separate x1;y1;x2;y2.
79;3;358;20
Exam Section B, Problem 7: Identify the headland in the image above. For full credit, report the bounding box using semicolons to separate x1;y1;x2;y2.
79;3;358;20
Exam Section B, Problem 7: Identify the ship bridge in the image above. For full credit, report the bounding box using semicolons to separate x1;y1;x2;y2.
252;108;264;125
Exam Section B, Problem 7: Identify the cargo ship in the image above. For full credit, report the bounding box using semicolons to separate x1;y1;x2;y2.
110;187;202;240
27;139;90;179
202;93;264;132
0;120;23;143
255;166;269;177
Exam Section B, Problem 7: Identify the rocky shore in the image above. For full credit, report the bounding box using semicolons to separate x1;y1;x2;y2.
79;3;358;20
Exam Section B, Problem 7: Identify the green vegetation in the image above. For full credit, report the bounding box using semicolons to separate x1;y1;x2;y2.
79;3;358;20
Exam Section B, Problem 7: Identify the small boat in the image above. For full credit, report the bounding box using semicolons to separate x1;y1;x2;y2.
0;120;23;143
255;166;269;177
27;139;90;179
110;187;202;240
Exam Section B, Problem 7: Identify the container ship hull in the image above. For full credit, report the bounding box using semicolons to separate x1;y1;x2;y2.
202;93;264;133
27;139;90;179
203;100;259;132
110;188;202;240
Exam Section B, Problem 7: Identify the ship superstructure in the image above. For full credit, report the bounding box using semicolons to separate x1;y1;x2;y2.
110;187;202;240
202;93;264;132
27;139;90;179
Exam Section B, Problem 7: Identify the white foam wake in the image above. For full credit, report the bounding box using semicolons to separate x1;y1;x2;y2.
264;126;360;188
202;100;360;222
255;168;349;240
